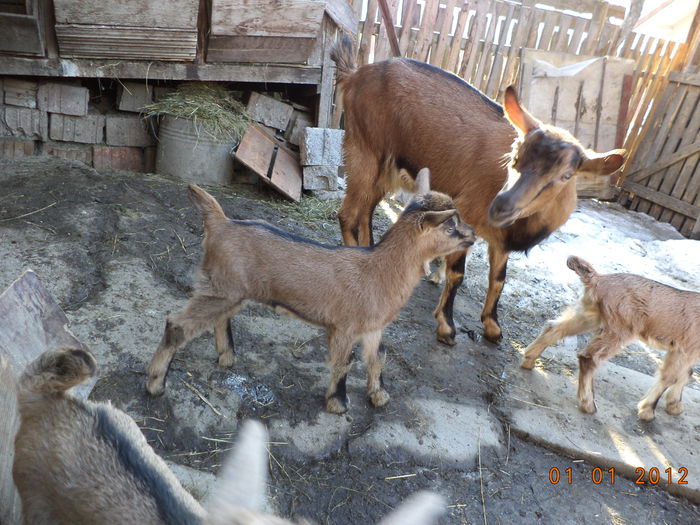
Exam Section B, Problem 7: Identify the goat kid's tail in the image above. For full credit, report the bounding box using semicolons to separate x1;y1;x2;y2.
19;347;97;395
330;34;357;85
188;184;227;228
567;256;598;285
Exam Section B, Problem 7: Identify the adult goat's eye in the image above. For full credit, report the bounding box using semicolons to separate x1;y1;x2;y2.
562;172;573;180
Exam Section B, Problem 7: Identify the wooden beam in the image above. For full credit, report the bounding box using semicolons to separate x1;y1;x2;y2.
622;181;700;218
628;141;700;184
0;56;322;84
669;71;700;87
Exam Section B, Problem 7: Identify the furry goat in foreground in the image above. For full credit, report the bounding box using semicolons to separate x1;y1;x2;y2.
521;256;700;420
146;169;475;413
13;347;445;524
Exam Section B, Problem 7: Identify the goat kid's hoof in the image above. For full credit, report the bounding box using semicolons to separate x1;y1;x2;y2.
325;396;349;414
369;389;390;408
217;352;235;368
578;399;597;414
520;357;536;370
146;378;166;397
665;401;683;416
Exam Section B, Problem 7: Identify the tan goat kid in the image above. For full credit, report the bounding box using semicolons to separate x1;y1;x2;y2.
146;170;475;413
331;35;626;344
13;347;445;524
521;256;700;420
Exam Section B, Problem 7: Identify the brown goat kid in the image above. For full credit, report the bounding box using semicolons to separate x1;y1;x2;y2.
13;347;444;524
146;170;475;413
521;256;700;421
331;36;626;344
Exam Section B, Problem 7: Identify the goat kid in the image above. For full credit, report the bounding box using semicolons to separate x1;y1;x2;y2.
520;256;700;421
146;169;475;413
331;35;626;344
13;347;445;524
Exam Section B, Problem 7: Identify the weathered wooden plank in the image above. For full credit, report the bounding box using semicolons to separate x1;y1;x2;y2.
325;0;358;35
473;1;502;92
669;71;700;88
629;135;700;184
445;1;471;73
234;123;277;180
374;0;400;60
358;0;379;65
398;0;419;57
0;13;43;56
413;0;440;62
53;0;198;28
623;181;700;219
538;10;560;52
0;55;323;84
432;0;458;67
270;146;302;201
0;270;94;525
211;0;325;38
485;2;514;98
55;25;197;61
568;16;588;55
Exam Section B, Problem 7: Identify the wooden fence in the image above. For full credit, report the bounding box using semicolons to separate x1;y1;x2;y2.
620;71;700;238
341;0;700;237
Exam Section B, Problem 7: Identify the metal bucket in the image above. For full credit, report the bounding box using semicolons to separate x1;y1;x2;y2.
155;115;236;185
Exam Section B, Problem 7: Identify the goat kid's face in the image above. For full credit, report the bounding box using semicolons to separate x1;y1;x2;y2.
488;86;626;228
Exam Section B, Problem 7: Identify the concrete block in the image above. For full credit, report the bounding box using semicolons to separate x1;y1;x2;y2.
3;78;38;108
309;189;345;201
0;138;35;158
37;82;89;116
300;127;344;166
42;141;93;166
285;110;313;146
105;114;154;147
303;165;339;191
93;145;144;172
246;92;294;131
1;105;48;140
50;113;105;144
117;82;153;113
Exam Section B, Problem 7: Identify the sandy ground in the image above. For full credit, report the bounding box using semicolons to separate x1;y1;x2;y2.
1;156;699;524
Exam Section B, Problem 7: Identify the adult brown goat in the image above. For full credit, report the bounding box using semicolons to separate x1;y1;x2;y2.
331;36;626;344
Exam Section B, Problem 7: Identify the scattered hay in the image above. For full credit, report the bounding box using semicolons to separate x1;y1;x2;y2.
143;83;250;143
267;194;342;229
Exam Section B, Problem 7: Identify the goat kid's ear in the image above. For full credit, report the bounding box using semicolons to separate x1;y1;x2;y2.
503;86;540;135
415;167;431;195
206;420;269;515
579;148;626;175
421;210;457;230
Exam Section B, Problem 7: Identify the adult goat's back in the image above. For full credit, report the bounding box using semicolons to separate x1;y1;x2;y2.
332;35;626;343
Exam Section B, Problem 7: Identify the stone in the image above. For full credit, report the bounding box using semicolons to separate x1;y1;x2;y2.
300;127;344;166
303;165;339;191
1;106;48;140
117;82;154;113
3;78;38;108
37;82;89;116
246;92;294;131
105;113;154;147
50;112;105;144
93;145;144;172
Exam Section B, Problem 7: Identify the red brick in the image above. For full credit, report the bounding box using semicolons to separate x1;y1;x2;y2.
0;138;35;158
93;145;144;172
43;141;93;166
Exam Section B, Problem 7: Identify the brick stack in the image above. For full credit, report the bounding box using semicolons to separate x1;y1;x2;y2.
0;78;156;172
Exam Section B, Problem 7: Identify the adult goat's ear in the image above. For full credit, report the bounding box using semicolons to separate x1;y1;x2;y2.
415;167;431;195
579;149;626;175
421;210;457;230
503;86;540;134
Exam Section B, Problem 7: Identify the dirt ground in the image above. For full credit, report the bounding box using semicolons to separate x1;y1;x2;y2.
1;156;699;524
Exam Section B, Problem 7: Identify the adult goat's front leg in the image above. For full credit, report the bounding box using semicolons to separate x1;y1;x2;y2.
434;250;468;345
480;244;509;343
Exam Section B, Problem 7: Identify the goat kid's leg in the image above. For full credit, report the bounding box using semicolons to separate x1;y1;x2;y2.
434;250;468;346
362;330;389;408
338;153;384;246
325;331;356;414
146;296;241;396
480;245;509;343
521;304;599;369
638;350;692;421
576;331;626;414
214;316;236;367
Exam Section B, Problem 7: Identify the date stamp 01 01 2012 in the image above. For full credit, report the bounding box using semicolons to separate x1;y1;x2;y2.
548;466;689;486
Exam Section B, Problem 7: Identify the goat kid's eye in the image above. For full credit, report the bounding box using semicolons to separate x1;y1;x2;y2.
562;172;573;180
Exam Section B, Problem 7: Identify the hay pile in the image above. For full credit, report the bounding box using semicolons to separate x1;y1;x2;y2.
143;83;249;143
